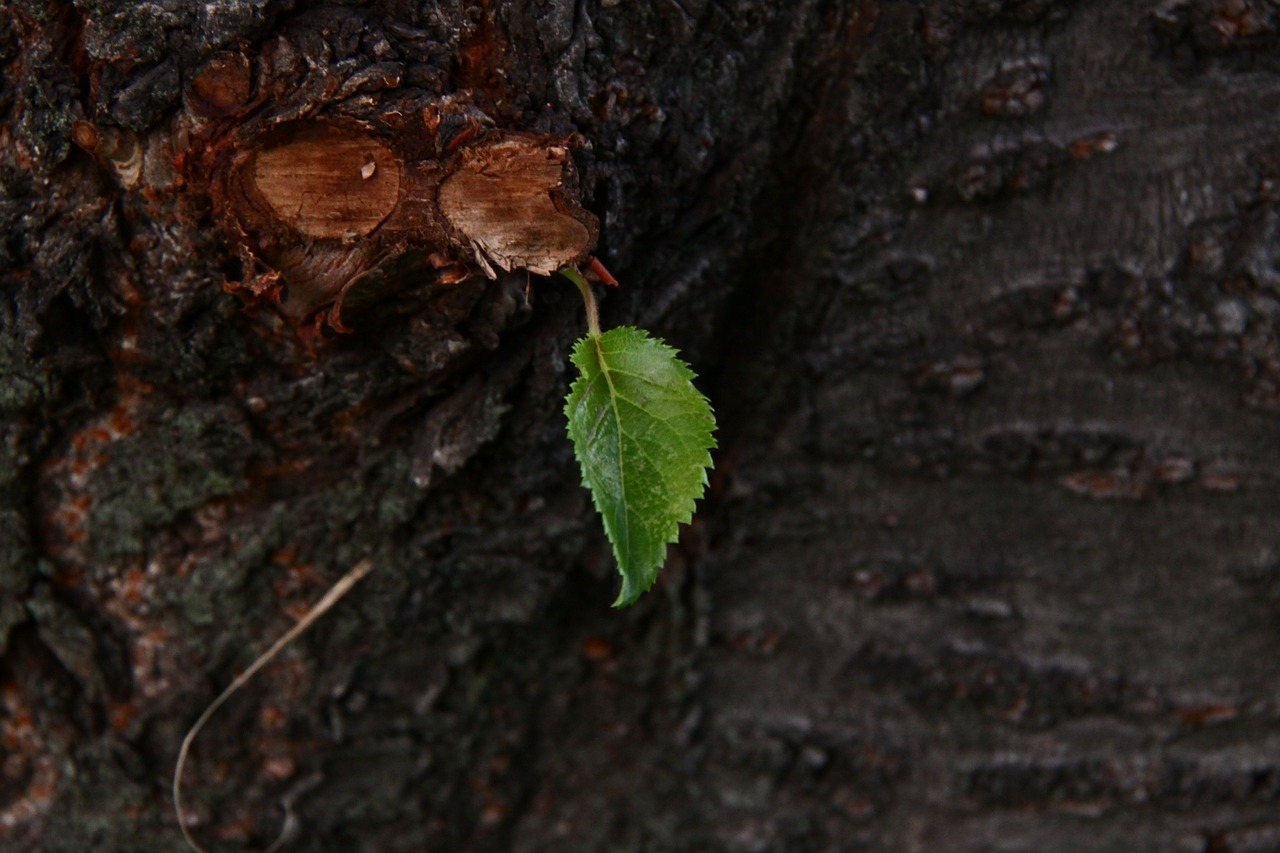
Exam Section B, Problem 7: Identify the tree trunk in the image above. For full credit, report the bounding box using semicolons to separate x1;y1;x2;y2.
4;1;1280;850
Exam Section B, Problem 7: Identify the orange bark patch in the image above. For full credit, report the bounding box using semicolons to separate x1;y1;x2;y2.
187;51;253;118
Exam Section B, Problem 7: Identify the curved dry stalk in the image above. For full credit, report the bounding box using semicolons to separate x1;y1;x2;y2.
173;558;376;853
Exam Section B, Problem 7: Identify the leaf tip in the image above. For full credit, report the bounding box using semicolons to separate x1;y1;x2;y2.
610;562;659;607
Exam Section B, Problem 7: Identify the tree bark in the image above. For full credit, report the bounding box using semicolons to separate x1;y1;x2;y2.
4;1;1280;851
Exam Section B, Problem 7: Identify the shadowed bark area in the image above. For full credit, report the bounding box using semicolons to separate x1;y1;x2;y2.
3;1;1280;851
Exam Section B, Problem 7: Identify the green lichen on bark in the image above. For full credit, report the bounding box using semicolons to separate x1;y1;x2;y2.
88;405;253;561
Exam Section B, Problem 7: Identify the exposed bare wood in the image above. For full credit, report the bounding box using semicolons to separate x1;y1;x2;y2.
439;136;595;276
248;125;401;242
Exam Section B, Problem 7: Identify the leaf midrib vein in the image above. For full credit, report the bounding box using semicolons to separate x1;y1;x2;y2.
594;333;632;565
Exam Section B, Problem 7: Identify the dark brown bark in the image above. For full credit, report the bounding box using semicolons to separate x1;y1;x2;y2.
4;1;1280;851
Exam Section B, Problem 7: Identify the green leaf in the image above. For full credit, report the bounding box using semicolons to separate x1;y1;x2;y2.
564;326;717;606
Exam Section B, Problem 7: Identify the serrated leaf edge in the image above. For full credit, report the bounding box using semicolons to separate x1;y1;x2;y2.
564;326;716;606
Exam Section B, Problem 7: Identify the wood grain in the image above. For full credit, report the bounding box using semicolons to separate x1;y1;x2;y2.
250;124;400;241
438;136;592;276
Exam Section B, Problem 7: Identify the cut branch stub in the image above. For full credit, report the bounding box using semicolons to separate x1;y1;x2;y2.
438;136;597;277
219;118;400;322
249;125;401;241
212;111;597;330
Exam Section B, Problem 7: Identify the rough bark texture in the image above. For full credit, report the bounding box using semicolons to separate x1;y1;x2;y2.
4;1;1280;851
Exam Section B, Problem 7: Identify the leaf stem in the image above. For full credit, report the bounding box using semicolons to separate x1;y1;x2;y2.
560;265;601;338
